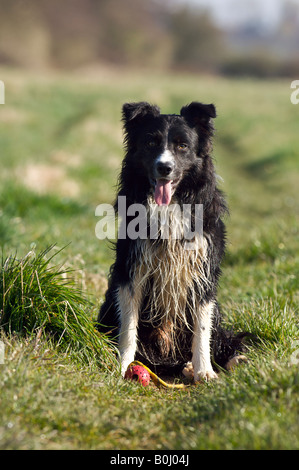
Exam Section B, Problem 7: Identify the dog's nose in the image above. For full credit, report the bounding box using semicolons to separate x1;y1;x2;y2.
156;160;174;178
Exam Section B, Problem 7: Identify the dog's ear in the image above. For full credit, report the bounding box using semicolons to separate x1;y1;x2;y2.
122;102;160;123
180;102;216;127
181;102;216;156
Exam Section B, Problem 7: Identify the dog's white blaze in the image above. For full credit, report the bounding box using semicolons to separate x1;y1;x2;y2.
116;284;142;376
192;300;217;381
156;149;174;166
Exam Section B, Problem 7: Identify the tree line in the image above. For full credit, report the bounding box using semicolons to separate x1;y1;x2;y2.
0;0;298;77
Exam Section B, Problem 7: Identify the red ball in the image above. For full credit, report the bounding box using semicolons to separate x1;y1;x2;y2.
124;364;151;386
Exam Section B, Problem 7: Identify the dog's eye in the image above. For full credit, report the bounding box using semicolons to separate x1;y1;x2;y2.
147;141;157;148
177;143;188;151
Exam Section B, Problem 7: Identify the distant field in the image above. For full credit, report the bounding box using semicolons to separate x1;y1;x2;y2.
0;68;298;450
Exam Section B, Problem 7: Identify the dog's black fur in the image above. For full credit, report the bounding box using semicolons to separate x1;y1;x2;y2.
98;101;248;376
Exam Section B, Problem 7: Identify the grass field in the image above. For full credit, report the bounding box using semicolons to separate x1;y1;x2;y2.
0;68;298;450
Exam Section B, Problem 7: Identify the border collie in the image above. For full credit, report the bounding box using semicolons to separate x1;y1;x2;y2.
98;101;248;382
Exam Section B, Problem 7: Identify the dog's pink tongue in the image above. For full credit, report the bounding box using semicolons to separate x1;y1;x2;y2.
154;179;172;206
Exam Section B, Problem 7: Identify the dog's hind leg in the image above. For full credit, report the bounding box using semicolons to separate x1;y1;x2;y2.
116;284;142;376
192;300;218;382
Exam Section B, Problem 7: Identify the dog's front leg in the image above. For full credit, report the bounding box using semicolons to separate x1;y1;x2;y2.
192;301;218;382
116;285;140;376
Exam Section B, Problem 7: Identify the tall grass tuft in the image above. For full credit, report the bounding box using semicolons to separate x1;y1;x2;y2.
0;246;117;371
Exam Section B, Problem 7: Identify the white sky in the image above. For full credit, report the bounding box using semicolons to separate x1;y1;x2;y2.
175;0;299;30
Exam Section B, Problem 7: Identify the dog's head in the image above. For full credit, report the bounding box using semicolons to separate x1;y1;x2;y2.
122;101;216;206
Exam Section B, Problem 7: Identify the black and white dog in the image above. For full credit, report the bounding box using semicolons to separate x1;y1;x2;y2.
98;101;248;382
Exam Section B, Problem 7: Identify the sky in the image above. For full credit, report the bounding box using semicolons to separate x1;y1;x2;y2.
175;0;299;31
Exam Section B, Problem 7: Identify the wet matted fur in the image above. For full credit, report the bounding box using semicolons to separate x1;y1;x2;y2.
98;101;248;381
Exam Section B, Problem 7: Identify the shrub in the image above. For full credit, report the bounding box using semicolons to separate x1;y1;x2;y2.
0;246;117;370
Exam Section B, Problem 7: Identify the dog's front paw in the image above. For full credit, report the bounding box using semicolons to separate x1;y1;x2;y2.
182;361;194;379
120;357;132;377
194;369;218;383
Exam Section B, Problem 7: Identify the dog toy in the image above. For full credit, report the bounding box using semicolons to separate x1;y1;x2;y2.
125;361;185;389
124;363;151;386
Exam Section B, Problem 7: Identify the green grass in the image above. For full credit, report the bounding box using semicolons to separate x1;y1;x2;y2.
0;246;117;371
0;68;298;450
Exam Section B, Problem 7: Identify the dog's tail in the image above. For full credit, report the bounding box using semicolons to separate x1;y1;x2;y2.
212;328;256;371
